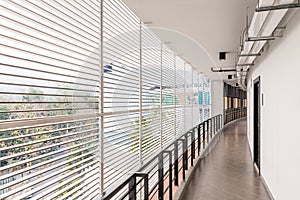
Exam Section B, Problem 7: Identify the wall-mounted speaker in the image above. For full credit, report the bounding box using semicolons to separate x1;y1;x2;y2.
219;52;226;60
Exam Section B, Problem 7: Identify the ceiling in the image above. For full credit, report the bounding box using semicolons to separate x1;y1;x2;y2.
123;0;257;81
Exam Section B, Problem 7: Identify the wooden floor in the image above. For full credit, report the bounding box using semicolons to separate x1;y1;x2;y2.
181;118;270;200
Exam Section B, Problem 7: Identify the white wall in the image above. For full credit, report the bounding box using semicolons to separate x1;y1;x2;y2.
211;80;223;117
247;10;300;200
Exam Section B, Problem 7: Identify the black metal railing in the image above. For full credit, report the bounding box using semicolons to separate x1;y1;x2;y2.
101;114;223;200
224;107;247;124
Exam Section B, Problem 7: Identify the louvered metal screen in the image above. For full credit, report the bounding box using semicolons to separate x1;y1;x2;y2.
184;64;193;132
102;0;140;191
0;0;211;199
0;0;101;199
141;25;161;161
161;46;175;147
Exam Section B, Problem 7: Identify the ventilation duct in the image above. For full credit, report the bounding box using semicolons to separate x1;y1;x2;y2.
236;0;298;89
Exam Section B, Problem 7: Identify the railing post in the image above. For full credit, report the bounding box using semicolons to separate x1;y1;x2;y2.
234;108;236;120
174;140;179;186
228;110;230;123
217;116;219;131
182;139;186;180
191;130;195;166
203;123;206;149
207;120;210;141
235;108;236;120
218;115;220;130
178;139;186;181
158;153;164;200
197;124;201;155
210;118;213;138
206;121;209;144
221;114;223;129
213;117;216;135
129;176;137;200
168;151;172;200
235;108;237;119
209;119;211;140
215;116;217;131
219;115;221;130
226;112;228;124
144;174;149;200
163;151;172;200
184;134;188;171
228;110;230;122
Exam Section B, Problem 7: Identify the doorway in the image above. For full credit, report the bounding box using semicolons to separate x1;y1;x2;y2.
253;77;261;174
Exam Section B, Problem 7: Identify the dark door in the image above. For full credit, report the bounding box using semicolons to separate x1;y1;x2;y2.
253;77;260;174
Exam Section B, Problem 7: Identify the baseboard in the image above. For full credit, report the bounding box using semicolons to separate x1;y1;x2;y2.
260;174;275;200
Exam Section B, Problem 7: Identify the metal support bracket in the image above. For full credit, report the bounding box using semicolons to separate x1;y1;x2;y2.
247;36;277;41
239;53;261;57
236;63;254;67
211;67;236;72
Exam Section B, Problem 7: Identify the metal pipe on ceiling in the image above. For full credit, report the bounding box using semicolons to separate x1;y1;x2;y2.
247;36;277;41
236;63;254;66
210;67;236;72
256;3;300;12
239;53;261;57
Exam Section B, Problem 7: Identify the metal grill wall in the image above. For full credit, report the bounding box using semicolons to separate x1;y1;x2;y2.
0;0;211;199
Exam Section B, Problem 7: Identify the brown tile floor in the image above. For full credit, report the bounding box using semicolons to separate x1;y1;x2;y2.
181;118;271;200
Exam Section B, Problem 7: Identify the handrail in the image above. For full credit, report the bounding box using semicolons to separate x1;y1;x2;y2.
101;114;223;200
224;107;247;124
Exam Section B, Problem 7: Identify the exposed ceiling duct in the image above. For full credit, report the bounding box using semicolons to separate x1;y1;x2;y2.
210;0;299;90
123;0;299;86
236;0;299;90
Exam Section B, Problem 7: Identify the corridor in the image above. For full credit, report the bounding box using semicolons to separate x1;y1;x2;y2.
181;119;270;200
1;0;299;199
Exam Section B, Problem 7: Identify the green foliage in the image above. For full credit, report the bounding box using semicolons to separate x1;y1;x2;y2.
129;110;160;153
0;87;90;168
0;105;9;120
